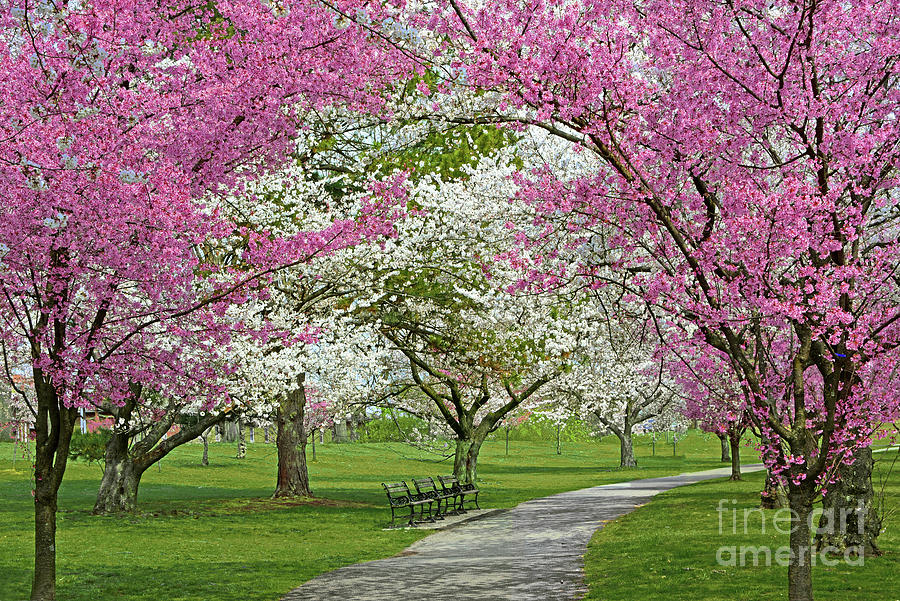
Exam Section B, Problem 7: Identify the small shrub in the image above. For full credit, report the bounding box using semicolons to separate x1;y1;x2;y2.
69;428;112;464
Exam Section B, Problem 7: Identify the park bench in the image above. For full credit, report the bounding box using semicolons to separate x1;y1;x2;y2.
438;474;481;511
382;481;435;527
412;476;458;518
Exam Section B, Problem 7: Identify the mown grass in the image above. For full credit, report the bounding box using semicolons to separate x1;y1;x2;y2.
0;431;731;601
584;448;900;601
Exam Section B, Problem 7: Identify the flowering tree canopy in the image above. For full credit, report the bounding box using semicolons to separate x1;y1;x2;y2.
403;2;900;598
0;2;410;598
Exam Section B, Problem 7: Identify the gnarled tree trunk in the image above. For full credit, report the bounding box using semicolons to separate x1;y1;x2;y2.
816;446;881;556
93;399;226;514
273;374;312;497
93;430;143;513
453;434;485;484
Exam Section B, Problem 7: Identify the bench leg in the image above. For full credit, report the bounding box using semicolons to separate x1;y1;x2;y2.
433;498;444;519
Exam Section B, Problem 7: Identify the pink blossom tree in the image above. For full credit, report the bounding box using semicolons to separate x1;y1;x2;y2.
0;2;408;599
408;1;900;598
676;344;749;480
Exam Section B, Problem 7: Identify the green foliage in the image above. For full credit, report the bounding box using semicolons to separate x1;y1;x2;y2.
68;429;112;465
488;415;599;443
358;411;432;443
372;122;520;182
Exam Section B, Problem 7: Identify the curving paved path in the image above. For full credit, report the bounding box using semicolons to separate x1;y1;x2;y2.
282;465;763;601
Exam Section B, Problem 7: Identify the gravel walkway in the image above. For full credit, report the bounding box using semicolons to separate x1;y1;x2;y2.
282;465;763;601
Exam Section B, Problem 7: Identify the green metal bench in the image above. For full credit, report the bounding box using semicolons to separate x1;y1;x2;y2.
382;481;435;527
412;476;458;517
438;474;481;511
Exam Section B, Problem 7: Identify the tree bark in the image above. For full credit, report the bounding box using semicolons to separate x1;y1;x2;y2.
596;412;637;468
613;424;637;468
718;433;731;462
236;419;246;459
816;446;881;556
200;428;210;466
31;377;78;601
273;375;312;497
787;490;815;601
453;435;484;484
729;430;742;481
93;429;143;513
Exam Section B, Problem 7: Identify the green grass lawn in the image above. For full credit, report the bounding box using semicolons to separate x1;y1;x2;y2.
0;431;728;601
584;448;900;601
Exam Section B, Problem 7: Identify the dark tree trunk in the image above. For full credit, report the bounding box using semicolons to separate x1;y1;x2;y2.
787;490;814;601
453;435;484;484
616;425;637;468
31;376;78;601
556;423;561;455
93;429;143;513
264;425;270;443
816;446;881;556
729;430;742;481
718;433;731;462
273;375;312;497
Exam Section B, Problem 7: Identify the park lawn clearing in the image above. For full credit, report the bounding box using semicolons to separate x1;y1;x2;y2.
1;431;730;601
584;449;900;601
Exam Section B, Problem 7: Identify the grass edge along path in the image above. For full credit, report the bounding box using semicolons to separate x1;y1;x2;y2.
583;454;900;601
1;433;728;601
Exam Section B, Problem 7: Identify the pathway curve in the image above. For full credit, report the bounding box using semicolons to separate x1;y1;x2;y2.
282;465;763;601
